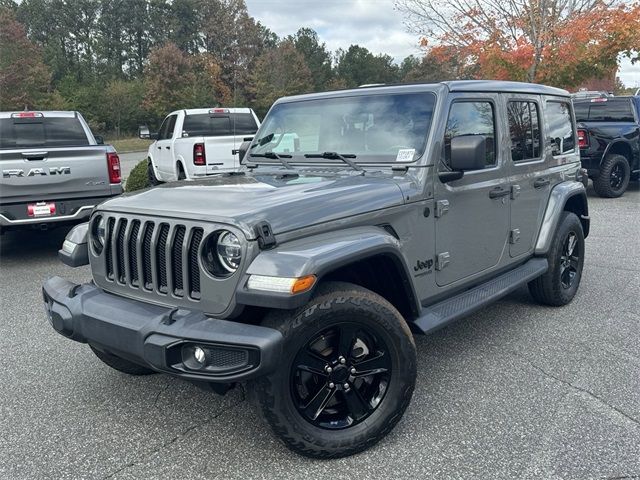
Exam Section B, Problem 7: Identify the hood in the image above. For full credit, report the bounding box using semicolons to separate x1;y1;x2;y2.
99;172;408;238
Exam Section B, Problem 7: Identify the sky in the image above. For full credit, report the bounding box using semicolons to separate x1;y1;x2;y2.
245;0;639;88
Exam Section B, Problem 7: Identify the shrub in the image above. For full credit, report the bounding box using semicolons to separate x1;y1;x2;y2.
125;159;151;192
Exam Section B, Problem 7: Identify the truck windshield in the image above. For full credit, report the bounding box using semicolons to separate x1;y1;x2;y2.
182;113;258;137
251;92;436;163
574;100;635;122
0;117;90;149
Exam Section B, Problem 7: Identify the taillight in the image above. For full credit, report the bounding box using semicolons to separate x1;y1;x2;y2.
193;143;206;165
107;152;121;183
577;129;589;149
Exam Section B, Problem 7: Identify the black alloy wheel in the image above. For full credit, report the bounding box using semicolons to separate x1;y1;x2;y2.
291;322;392;429
559;231;580;289
609;162;625;190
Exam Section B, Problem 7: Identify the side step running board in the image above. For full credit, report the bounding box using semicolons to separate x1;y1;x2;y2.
413;258;548;334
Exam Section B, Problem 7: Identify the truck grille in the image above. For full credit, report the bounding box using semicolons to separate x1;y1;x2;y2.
104;217;203;300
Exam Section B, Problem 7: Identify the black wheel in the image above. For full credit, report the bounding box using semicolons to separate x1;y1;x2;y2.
248;282;416;458
177;163;186;180
89;345;156;375
147;160;163;186
529;212;585;306
593;154;630;198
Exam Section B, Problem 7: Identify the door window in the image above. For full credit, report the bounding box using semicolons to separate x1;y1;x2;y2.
507;101;541;162
545;102;575;155
158;115;177;140
443;101;496;170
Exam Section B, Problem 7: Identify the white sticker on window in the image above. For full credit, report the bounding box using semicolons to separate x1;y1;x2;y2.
395;148;415;162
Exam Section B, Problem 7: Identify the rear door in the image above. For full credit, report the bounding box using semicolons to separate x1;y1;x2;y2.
0;114;112;203
504;95;550;257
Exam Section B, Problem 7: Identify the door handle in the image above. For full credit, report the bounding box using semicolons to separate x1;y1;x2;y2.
157;146;161;150
489;187;510;199
165;146;170;150
534;178;550;188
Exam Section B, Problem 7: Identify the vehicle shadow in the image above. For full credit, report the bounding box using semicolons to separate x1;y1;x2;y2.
0;226;71;262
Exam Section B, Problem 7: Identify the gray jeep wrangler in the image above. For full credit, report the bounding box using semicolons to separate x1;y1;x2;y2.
44;81;589;458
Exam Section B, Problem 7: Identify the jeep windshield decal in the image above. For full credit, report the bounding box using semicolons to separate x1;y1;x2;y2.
249;92;436;164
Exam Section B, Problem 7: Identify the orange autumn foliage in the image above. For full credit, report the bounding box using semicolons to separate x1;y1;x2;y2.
405;0;640;88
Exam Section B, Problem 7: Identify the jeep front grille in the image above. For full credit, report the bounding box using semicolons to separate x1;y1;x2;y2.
104;217;203;300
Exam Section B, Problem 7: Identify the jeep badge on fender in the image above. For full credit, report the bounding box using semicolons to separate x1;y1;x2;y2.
43;81;589;459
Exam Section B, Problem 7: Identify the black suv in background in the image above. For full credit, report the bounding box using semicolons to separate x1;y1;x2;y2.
574;96;640;197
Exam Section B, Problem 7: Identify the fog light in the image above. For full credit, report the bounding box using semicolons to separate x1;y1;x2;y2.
193;346;206;365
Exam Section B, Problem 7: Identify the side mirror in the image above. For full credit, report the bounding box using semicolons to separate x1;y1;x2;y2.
94;135;104;145
138;125;150;139
235;140;252;164
450;135;487;171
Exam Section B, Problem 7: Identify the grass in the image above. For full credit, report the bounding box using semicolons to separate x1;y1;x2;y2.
106;137;152;153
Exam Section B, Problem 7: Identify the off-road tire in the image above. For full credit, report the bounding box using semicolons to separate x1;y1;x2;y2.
248;281;417;459
177;163;186;180
147;160;162;186
89;345;156;375
528;212;585;306
593;154;630;198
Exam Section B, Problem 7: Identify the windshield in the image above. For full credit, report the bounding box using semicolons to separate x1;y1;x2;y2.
251;92;436;163
0;117;90;149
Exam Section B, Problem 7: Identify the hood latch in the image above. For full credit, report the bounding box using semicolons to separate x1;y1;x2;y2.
255;221;276;250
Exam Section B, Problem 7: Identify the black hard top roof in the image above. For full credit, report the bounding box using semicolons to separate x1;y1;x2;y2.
275;80;570;105
442;80;569;96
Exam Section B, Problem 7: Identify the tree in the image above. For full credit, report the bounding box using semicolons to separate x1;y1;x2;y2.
290;28;333;91
249;40;313;116
401;50;471;82
396;0;640;88
142;43;232;123
0;9;51;109
335;45;400;88
101;79;145;137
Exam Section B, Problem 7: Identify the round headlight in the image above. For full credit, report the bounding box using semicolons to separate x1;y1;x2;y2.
217;231;242;273
202;230;242;277
92;215;106;252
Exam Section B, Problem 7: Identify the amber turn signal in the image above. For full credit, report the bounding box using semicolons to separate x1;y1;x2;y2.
291;275;316;294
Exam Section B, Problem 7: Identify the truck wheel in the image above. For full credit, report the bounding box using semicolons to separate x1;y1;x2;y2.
593;154;630;198
248;282;417;458
528;212;585;306
89;345;156;375
177;163;186;180
147;160;163;186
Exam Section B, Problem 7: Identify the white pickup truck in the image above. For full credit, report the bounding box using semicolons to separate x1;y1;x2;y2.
140;108;260;183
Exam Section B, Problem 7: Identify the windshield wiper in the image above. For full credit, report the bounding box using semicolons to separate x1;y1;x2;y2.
249;151;294;169
249;133;274;149
304;152;364;172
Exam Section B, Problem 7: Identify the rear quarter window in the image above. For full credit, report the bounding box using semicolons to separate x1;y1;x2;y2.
0;117;90;149
544;101;575;155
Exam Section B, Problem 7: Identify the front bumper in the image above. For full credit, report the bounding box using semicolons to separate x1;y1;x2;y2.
43;276;283;383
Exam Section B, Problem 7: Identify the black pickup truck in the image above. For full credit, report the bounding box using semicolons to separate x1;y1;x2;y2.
573;96;640;197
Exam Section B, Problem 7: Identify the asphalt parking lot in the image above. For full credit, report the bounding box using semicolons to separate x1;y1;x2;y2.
1;183;638;480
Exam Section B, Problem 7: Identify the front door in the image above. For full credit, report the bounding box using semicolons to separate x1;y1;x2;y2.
434;96;511;287
504;95;551;257
155;114;177;177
